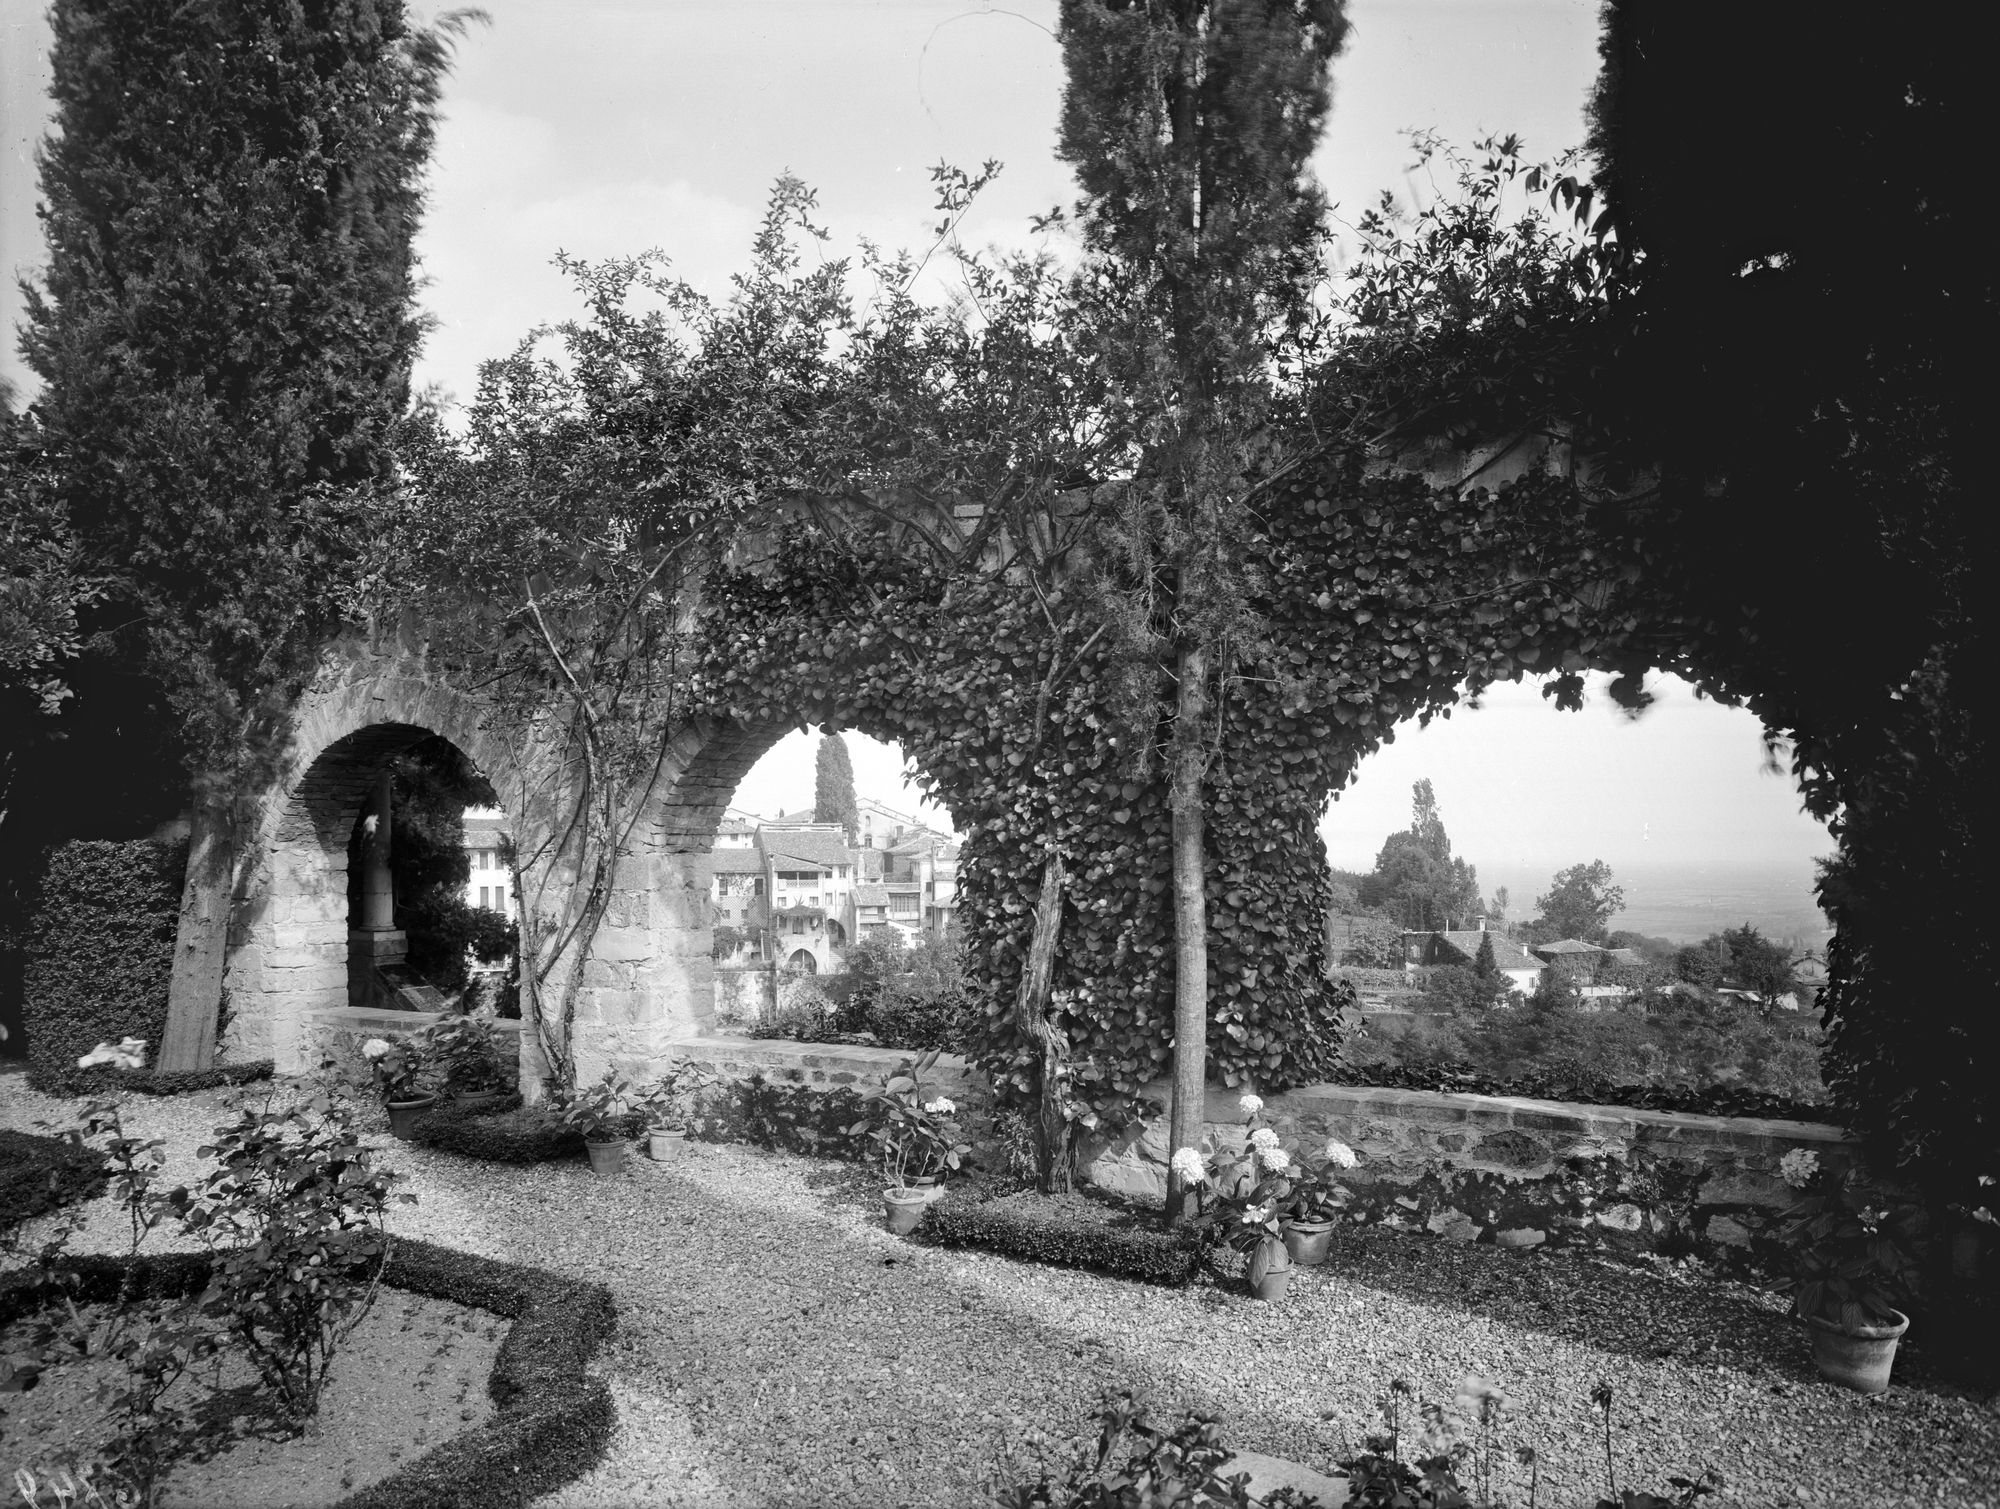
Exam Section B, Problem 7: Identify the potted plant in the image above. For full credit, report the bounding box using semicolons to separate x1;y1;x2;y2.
849;1049;972;1235
1182;1094;1301;1301
1281;1138;1358;1266
638;1057;717;1160
361;1034;434;1139
423;1012;511;1107
1777;1148;1924;1392
559;1070;641;1176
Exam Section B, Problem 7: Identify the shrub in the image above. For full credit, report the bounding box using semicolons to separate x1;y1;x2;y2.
693;1072;872;1162
22;839;184;1095
410;1095;592;1163
0;1128;106;1230
919;1190;1198;1286
173;1095;406;1417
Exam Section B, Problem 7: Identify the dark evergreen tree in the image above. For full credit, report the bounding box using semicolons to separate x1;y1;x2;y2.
814;732;859;843
20;0;474;1068
1473;930;1500;982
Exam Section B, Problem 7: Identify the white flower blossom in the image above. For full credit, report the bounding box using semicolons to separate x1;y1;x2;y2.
1239;1093;1264;1117
76;1037;147;1071
1323;1139;1358;1169
1250;1127;1280;1151
1779;1148;1821;1190
1257;1146;1293;1174
923;1097;956;1115
1239;1202;1275;1226
1170;1147;1209;1185
361;1038;394;1061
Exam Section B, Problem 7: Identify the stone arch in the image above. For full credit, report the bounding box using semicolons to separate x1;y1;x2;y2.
220;628;538;1071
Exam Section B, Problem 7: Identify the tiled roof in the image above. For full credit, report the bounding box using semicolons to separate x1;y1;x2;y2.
463;813;508;838
852;885;890;907
1436;930;1539;970
1535;939;1605;956
758;830;853;869
709;848;765;875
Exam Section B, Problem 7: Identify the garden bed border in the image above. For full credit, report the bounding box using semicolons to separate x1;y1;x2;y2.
0;1238;615;1509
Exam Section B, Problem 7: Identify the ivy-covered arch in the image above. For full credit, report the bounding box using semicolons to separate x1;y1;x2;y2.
678;443;1687;1123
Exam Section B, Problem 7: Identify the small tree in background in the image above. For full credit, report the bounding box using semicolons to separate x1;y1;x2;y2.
1473;930;1501;983
1527;861;1625;945
814;732;859;843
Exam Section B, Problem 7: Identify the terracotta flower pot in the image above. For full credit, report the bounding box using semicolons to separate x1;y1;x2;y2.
386;1093;437;1140
1807;1308;1908;1394
585;1137;626;1177
1247;1239;1293;1302
1283;1219;1335;1266
648;1126;688;1161
883;1188;929;1235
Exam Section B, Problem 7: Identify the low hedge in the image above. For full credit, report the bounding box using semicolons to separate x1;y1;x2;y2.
1335;1062;1832;1124
0;1129;108;1231
408;1095;646;1164
918;1189;1199;1287
337;1237;616;1509
68;1059;276;1097
0;1240;615;1509
22;839;186;1095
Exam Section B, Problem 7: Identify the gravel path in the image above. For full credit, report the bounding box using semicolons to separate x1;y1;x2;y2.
6;1072;1998;1509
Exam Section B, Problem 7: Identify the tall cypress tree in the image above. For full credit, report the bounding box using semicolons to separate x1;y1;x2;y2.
1057;0;1350;1218
22;0;474;1068
814;732;859;844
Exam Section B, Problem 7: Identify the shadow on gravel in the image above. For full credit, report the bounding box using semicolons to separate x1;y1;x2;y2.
1326;1224;1997;1404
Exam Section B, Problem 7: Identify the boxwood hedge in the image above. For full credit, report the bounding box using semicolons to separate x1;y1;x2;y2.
0;1239;615;1509
22;839;181;1095
409;1095;646;1164
918;1189;1199;1286
0;1128;107;1231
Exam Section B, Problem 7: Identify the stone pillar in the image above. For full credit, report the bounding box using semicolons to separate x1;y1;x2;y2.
348;768;406;1005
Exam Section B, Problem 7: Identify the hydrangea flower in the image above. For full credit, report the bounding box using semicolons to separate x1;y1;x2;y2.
1324;1139;1358;1169
1239;1093;1264;1116
923;1097;956;1115
1170;1147;1210;1185
1250;1127;1280;1151
1239;1201;1275;1226
361;1038;394;1061
1779;1147;1821;1189
76;1037;147;1071
1257;1146;1292;1174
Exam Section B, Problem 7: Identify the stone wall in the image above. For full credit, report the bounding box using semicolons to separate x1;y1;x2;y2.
1081;1080;1851;1260
713;967;776;1027
656;1033;992;1116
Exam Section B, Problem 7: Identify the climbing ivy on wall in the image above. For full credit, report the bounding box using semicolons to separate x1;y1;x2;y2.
691;443;1655;1122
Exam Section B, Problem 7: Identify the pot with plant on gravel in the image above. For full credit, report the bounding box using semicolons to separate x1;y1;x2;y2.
1183;1094;1300;1301
1776;1147;1924;1393
638;1057;717;1161
1280;1138;1357;1266
560;1070;641;1176
422;1011;511;1109
850;1048;972;1235
362;1034;435;1139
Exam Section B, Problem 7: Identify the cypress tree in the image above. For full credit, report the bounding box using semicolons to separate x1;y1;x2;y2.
814;732;859;844
22;0;474;1068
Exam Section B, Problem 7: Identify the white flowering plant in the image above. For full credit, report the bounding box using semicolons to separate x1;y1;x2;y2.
359;1034;426;1103
1282;1138;1361;1226
1181;1094;1306;1288
846;1048;972;1192
1776;1157;1925;1329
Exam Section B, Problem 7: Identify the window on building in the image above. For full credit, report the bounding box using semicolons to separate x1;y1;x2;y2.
891;893;917;917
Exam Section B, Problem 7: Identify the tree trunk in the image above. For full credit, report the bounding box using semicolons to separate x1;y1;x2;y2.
157;783;235;1073
1011;852;1072;1194
1165;640;1211;1224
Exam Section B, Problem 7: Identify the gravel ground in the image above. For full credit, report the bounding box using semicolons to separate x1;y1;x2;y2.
6;1070;1998;1509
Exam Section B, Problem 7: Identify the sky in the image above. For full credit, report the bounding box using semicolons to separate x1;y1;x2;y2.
0;0;1833;895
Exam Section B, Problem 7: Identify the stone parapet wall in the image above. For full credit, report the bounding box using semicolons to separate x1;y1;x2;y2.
656;1034;992;1113
1081;1080;1850;1259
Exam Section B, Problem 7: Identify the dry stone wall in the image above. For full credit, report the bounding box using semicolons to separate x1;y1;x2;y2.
1082;1080;1850;1260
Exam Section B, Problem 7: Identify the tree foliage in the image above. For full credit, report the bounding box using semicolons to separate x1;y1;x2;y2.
814;733;859;843
1358;779;1482;930
1527;861;1624;946
21;0;474;777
